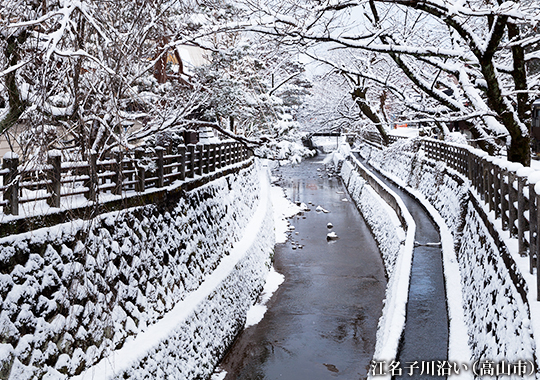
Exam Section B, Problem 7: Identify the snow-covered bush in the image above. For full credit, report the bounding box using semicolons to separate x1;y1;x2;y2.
255;139;315;164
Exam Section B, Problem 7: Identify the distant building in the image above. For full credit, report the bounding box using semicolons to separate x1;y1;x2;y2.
154;42;209;84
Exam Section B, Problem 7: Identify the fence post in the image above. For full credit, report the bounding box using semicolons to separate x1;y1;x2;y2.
85;151;98;201
215;144;222;169
478;158;484;192
509;171;518;237
203;144;210;174
46;150;61;208
212;144;221;171
529;183;538;274
530;181;538;274
208;144;216;172
135;148;146;192
481;158;489;203
156;147;164;187
187;144;195;178
200;144;207;175
487;159;494;212
197;144;203;176
493;162;501;218
113;151;124;195
537;190;540;301
501;169;509;230
518;175;527;256
467;151;474;181
472;156;479;189
3;153;19;215
179;146;186;181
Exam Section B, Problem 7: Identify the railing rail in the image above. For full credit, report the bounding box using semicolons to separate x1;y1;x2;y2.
363;134;540;300
362;130;407;147
1;141;250;216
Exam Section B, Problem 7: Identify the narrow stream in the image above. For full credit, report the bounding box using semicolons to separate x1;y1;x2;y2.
355;154;449;379
212;156;387;379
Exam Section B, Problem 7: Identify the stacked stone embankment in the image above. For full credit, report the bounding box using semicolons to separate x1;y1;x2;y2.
359;140;537;367
0;161;274;380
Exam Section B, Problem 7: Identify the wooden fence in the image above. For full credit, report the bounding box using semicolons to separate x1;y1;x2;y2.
362;130;406;147
363;134;540;300
1;141;250;216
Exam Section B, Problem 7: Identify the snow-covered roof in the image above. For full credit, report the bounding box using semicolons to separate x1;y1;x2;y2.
176;45;208;75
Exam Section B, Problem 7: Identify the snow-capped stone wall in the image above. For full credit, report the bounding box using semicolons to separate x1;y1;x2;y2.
338;158;403;278
0;162;274;380
361;140;537;366
332;150;415;367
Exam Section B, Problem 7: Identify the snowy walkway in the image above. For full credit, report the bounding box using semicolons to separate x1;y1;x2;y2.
356;155;449;378
212;156;387;379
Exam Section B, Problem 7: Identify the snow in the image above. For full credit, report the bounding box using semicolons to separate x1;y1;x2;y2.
311;136;341;153
0;160;277;379
315;205;329;213
3;151;18;160
326;231;338;240
445;132;468;145
360;139;539;376
209;369;227;380
256;140;315;164
388;128;419;138
244;266;285;328
70;164;272;379
270;185;301;244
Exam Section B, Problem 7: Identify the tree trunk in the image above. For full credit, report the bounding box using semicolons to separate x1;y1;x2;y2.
508;131;531;166
351;87;389;145
480;57;531;166
0;32;29;134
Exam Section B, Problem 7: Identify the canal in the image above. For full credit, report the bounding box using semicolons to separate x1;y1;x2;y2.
212;156;387;379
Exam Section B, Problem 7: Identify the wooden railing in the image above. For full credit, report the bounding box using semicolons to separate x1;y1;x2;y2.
1;141;250;216
362;130;407;147
422;139;534;258
365;135;540;300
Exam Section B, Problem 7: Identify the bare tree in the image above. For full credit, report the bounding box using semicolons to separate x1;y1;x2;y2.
234;0;540;165
0;1;214;161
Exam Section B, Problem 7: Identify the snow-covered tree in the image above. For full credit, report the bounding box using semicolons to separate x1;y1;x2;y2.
237;0;540;165
0;0;217;161
0;0;315;164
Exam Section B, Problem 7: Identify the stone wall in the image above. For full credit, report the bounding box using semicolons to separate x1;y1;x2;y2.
361;141;537;366
0;161;274;379
333;151;414;365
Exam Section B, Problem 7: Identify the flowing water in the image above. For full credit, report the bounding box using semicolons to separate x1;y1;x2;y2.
213;156;387;380
355;155;449;379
